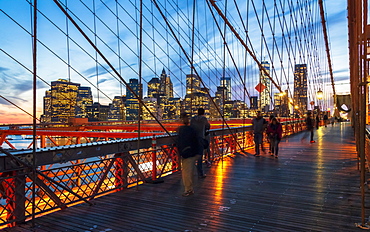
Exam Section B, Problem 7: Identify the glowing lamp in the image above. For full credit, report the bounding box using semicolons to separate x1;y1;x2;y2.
317;89;323;100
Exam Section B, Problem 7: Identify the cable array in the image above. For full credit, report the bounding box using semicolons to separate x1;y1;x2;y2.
0;0;335;124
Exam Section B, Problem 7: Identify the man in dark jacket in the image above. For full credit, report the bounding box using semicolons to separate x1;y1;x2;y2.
190;108;210;178
177;113;200;196
302;111;315;143
252;111;267;156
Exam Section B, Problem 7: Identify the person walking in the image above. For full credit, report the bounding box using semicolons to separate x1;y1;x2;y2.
302;111;315;143
190;108;210;178
177;113;200;197
252;111;267;156
268;114;275;154
323;113;328;127
266;117;283;158
315;114;320;129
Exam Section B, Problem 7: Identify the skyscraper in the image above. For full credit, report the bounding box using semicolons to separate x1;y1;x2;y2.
126;78;142;121
159;69;174;119
186;73;201;94
76;86;93;118
147;77;160;98
250;96;258;110
41;79;93;123
159;68;173;99
108;96;126;121
220;77;232;101
294;64;308;113
260;61;271;112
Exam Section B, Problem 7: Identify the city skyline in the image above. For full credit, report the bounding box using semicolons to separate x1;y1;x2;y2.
0;1;350;124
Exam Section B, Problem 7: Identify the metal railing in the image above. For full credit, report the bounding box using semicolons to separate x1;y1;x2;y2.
0;119;304;228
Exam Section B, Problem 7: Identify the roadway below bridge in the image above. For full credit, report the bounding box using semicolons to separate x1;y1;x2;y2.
5;122;364;231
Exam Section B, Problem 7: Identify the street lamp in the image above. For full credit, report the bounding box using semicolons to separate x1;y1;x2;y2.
317;89;323;100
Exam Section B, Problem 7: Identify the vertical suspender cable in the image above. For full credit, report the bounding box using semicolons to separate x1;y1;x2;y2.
31;0;37;226
221;0;228;160
93;0;100;119
137;0;143;189
190;0;196;116
115;0;123;97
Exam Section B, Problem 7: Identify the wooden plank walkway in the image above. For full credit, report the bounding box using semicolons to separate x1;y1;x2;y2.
4;122;365;231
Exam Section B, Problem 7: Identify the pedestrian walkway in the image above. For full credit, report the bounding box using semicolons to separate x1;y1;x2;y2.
5;122;362;231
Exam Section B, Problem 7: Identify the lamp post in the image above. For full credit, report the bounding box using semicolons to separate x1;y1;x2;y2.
317;88;323;111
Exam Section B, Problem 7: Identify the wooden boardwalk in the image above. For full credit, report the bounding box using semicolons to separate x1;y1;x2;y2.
4;122;365;231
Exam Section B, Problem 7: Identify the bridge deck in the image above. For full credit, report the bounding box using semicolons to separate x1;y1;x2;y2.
5;122;364;231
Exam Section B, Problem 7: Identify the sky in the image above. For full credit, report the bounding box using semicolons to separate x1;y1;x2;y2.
0;0;350;124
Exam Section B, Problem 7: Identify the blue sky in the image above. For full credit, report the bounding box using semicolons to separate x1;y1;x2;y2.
0;0;349;123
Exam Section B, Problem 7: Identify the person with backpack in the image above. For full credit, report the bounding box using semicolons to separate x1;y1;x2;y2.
301;111;315;143
177;113;200;197
252;111;268;157
190;108;210;178
266;117;283;158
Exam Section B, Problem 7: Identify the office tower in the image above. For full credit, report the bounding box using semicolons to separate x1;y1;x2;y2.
41;79;94;123
142;97;160;120
220;77;232;101
41;90;52;123
250;96;258;109
186;73;201;94
147;77;160;98
87;102;110;121
183;92;209;116
167;98;182;119
41;79;80;123
273;92;281;113
108;96;126;121
159;68;173;99
260;61;271;112
294;64;308;113
76;86;93;118
126;78;142;121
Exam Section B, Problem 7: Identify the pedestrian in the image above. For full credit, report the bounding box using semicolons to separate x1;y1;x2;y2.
315;114;320;129
190;108;210;178
268;114;275;154
266;117;283;158
204;124;212;167
301;111;315;143
252;111;268;156
323;113;328;127
177;113;200;197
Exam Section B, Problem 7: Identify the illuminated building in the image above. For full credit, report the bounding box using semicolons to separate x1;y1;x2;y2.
126;78;142;121
87;102;110;121
183;92;209;116
108;96;126;121
41;90;52;123
250;96;258;109
186;73;201;94
160;68;173;99
260;61;271;112
294;64;308;113
142;97;161;120
76;86;93;118
41;79;93;123
220;77;232;101
148;77;160;98
273;93;281;115
167;98;181;120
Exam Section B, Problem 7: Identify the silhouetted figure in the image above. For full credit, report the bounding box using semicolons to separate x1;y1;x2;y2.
252;111;268;156
302;111;315;143
266;117;283;158
177;113;200;197
190;108;210;178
